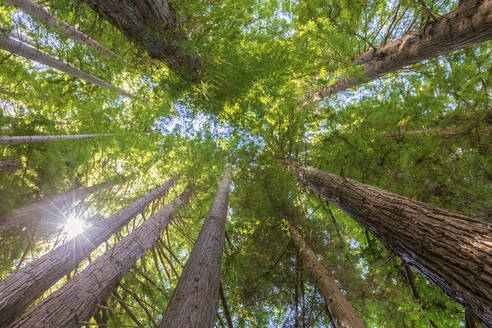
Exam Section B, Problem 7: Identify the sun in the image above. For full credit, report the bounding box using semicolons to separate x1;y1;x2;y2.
63;216;86;239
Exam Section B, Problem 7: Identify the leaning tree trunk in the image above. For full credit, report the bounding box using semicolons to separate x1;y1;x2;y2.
0;180;116;231
0;133;111;146
3;0;116;58
0;159;21;174
307;0;492;103
288;222;368;328
0;35;132;97
159;167;232;328
81;0;201;81
0;180;174;327
291;163;492;326
8;190;190;328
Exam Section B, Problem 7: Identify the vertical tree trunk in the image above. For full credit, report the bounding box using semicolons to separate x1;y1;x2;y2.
0;180;116;231
288;222;368;328
3;0;116;58
219;283;234;328
0;133;111;145
0;180;174;327
0;35;132;97
0;159;21;174
159;167;232;328
81;0;201;81
8;190;190;328
307;0;492;103
291;163;492;326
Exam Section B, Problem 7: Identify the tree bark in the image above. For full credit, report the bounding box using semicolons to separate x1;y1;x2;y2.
288;222;368;328
81;0;201;81
0;133;111;145
3;0;116;58
8;190;190;328
159;167;232;328
291;163;492;326
383;126;492;138
0;159;21;174
219;283;234;328
0;180;116;231
0;180;174;327
307;0;492;103
0;35;132;97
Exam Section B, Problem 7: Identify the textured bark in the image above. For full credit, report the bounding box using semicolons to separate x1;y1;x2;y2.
0;180;174;327
0;35;132;97
0;133;111;145
4;0;116;57
0;159;21;174
292;163;492;326
0;180;115;231
384;126;492;138
288;223;368;328
82;0;201;81
307;0;492;102
8;190;190;328
159;168;232;328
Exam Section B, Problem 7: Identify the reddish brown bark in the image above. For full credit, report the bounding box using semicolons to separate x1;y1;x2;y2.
292;163;492;326
0;180;174;327
8;190;189;328
159;168;232;328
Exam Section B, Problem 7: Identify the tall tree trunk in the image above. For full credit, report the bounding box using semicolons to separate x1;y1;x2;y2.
81;0;201;81
3;0;116;58
159;167;232;328
307;0;492;103
288;222;368;328
219;283;234;328
0;133;111;145
383;126;492;138
0;180;174;327
290;163;492;326
0;159;21;174
0;35;132;97
8;190;190;328
0;180;116;231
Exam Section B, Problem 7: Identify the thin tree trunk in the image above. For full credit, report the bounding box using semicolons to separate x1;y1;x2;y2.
3;0;116;58
0;133;111;145
219;283;234;328
288;222;368;328
0;180;174;327
291;163;492;326
8;190;189;328
159;167;232;328
81;0;201;81
0;180;116;231
0;35;132;97
307;0;492;103
383;126;492;138
0;159;21;174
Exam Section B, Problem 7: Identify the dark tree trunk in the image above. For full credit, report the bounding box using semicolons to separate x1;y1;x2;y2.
81;0;201;81
0;180;115;231
307;0;492;102
288;222;368;328
159;168;232;328
0;133;111;145
0;159;21;174
219;283;234;328
291;163;492;326
8;190;190;328
0;180;174;327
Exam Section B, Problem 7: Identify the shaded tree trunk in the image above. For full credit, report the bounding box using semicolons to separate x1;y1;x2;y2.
288;222;368;328
383;126;492;138
307;0;492;103
291;163;492;326
0;159;21;174
159;167;232;328
0;180;174;327
0;133;111;145
0;35;132;97
219;283;234;328
81;0;201;81
0;180;117;231
3;0;116;58
8;190;190;328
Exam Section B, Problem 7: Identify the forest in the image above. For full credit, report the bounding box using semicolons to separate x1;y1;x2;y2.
0;0;490;327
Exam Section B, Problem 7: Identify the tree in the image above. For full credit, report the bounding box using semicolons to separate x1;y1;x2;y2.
8;190;190;328
0;179;174;327
307;0;492;103
3;0;116;58
290;162;492;326
0;179;117;231
0;35;132;97
0;159;21;174
288;221;368;328
0;133;112;145
159;167;232;328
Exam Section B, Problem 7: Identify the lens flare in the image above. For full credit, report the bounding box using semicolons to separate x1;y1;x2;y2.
63;216;86;238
